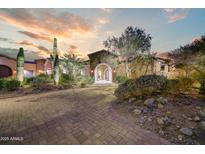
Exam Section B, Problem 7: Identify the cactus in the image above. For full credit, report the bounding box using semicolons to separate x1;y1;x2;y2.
50;38;58;74
16;48;24;82
54;54;60;85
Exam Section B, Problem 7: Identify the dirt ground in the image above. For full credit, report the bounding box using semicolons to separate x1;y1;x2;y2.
112;93;205;145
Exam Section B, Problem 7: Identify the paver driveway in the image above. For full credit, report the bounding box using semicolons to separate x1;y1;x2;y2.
0;85;169;144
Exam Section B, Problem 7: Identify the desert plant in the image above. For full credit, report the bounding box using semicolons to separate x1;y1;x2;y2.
115;74;167;99
54;55;60;86
0;78;6;90
31;75;51;88
4;79;20;91
199;78;205;94
16;48;24;83
115;75;128;84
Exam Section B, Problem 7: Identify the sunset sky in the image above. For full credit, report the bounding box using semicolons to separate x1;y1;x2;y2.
0;8;205;60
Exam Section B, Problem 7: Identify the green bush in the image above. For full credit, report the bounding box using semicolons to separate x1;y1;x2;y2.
115;74;168;99
59;74;75;88
178;77;193;91
31;75;51;88
82;76;94;84
200;78;205;94
165;79;181;94
115;75;128;84
4;79;20;91
0;78;6;90
80;82;86;88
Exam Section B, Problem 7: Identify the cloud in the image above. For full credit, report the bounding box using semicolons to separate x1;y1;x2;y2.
17;40;50;57
97;18;109;25
0;47;44;61
0;37;10;42
163;8;188;23
101;8;112;14
18;31;52;42
0;9;93;39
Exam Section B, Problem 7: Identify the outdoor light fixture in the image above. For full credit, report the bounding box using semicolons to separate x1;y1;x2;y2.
91;70;93;73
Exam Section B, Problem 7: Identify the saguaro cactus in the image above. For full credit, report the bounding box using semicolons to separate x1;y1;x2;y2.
54;54;60;85
50;38;58;74
16;48;24;82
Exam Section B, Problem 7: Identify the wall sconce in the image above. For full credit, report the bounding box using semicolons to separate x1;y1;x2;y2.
91;70;94;73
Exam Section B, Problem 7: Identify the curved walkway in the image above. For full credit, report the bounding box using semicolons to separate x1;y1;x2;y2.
0;86;169;144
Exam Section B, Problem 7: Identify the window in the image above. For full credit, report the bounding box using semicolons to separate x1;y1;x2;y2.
160;65;165;71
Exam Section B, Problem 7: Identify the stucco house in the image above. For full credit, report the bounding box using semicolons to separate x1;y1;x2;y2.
0;48;177;82
0;54;52;78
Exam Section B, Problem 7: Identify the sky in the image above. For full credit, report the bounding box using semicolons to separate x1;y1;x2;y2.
0;8;205;61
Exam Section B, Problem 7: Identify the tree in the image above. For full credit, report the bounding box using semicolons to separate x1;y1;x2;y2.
103;26;152;77
16;47;24;83
60;53;83;77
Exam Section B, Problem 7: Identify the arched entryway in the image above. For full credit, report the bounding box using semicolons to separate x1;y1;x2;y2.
94;63;112;83
0;65;12;78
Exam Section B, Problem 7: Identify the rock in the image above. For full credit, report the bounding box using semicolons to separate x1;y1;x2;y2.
157;97;168;105
176;125;181;129
142;108;148;114
133;109;141;115
144;98;156;108
159;129;164;135
163;116;172;126
188;117;192;121
178;135;183;141
156;118;164;125
199;106;205;118
128;97;136;103
194;116;200;122
199;121;205;131
148;117;152;122
182;114;188;119
180;128;193;136
157;103;164;109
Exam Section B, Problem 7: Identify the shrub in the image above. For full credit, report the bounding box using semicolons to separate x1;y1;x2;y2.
59;74;75;88
82;76;94;84
178;77;193;91
115;74;167;99
115;75;128;83
165;79;181;94
200;78;205;94
0;78;6;90
80;82;86;88
31;75;51;88
4;79;20;91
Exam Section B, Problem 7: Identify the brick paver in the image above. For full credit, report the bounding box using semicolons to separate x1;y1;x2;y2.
0;85;170;144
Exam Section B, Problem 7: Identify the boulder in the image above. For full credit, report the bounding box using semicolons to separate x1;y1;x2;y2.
157;97;168;105
194;116;200;122
199;121;205;131
144;98;156;108
128;97;136;103
133;109;142;115
199;106;205;118
180;128;193;136
157;103;164;109
156;118;164;125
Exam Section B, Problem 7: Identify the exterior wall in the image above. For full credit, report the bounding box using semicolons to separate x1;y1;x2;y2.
88;50;118;81
0;56;17;77
24;62;36;76
0;55;52;78
35;59;46;75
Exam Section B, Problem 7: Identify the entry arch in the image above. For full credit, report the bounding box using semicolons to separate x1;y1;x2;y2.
94;63;112;83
